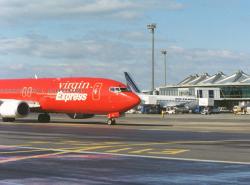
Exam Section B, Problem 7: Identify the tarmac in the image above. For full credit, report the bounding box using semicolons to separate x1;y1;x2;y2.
0;113;250;184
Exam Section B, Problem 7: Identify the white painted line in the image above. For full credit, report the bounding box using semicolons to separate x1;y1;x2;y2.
83;151;250;165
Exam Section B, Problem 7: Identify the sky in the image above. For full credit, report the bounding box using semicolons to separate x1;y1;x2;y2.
1;0;250;90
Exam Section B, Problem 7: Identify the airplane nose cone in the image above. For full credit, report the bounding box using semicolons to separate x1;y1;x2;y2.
114;92;141;113
128;93;141;108
133;93;141;106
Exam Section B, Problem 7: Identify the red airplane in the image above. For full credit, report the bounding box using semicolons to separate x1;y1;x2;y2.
0;77;140;125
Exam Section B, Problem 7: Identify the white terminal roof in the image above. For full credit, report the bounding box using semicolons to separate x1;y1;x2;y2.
173;70;250;87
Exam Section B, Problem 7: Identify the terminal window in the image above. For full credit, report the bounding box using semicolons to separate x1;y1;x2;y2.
197;90;203;98
209;90;214;98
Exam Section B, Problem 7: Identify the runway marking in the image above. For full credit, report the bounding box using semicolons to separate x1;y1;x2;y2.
1;139;250;164
149;149;189;155
0;151;67;164
106;148;132;153
10;145;31;147
1;145;250;165
0;145;19;149
0;149;47;154
75;145;112;151
86;139;250;147
87;151;250;165
71;142;113;146
129;149;153;154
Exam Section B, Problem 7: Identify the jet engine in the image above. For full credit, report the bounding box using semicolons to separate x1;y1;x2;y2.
0;100;30;118
67;113;94;119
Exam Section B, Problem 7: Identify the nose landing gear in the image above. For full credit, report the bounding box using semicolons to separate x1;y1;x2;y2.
107;112;120;125
107;118;116;125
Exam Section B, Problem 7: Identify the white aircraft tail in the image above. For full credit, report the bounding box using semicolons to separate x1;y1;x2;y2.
124;72;141;93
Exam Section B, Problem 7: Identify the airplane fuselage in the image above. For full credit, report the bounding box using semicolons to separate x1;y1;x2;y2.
0;77;140;124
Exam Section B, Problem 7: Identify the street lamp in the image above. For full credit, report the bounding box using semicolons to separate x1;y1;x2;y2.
147;23;156;93
161;49;167;86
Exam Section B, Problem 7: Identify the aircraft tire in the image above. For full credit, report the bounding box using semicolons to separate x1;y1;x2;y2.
107;118;116;125
2;118;15;122
38;113;50;123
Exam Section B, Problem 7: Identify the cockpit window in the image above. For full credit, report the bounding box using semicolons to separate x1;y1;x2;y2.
120;87;131;92
109;87;131;93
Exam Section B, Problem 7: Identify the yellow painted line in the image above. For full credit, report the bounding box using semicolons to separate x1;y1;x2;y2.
106;148;132;153
72;142;107;146
149;149;189;155
8;139;235;150
47;147;84;151
129;149;153;154
1;144;249;165
76;145;112;151
101;140;233;147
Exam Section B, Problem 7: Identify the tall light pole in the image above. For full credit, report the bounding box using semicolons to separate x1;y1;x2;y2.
147;23;156;93
161;50;167;86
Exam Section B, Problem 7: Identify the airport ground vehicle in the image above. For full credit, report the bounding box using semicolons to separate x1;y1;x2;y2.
233;106;246;115
219;107;231;113
140;104;162;114
161;106;190;116
201;107;220;115
201;107;211;115
0;77;140;125
174;107;190;114
165;107;176;114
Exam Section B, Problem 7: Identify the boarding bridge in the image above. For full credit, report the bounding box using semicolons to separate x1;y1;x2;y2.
195;87;220;106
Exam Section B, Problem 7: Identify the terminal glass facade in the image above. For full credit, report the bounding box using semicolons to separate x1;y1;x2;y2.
159;88;178;96
159;87;195;96
220;86;250;98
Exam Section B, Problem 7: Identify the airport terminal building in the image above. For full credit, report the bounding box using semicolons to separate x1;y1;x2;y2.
158;70;250;108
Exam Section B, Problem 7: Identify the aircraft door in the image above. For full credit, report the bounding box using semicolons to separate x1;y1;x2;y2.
92;83;102;101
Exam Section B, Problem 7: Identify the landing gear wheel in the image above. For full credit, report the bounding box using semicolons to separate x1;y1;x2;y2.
107;118;116;125
38;113;50;123
2;118;15;122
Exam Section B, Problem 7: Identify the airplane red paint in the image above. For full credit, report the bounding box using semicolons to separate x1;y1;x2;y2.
0;77;140;125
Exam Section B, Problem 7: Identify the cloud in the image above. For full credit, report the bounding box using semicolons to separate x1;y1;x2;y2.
168;46;250;61
0;0;185;22
154;46;250;86
0;35;136;61
1;34;250;89
0;34;149;83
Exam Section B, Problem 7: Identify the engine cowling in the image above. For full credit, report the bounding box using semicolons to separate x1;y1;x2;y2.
0;100;30;118
67;113;94;119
